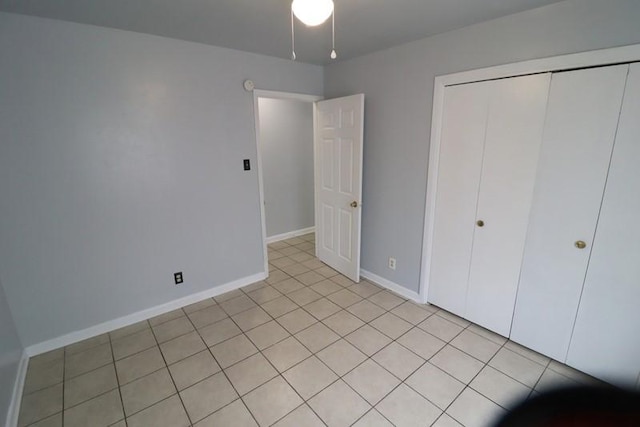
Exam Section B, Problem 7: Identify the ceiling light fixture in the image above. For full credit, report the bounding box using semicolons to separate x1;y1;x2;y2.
290;0;337;61
292;0;333;26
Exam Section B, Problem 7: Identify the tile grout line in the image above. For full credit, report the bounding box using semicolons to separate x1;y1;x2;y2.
436;322;558;424
97;338;181;420
250;236;340;426
249;259;426;425
224;279;331;426
145;251;590;420
28;337;126;424
261;268;545;424
61;348;66;427
528;357;554;398
148;308;196;427
257;313;362;426
238;258;441;425
107;331;128;426
437;330;513;426
111;330;158;363
182;301;263;427
208;305;308;425
167;252;369;425
403;313;550;394
325;308;442;425
19;357;62;426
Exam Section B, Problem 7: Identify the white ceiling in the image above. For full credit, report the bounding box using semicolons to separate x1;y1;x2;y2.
0;0;566;64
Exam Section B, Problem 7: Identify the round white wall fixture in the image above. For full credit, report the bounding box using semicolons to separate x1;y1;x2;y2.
243;80;255;92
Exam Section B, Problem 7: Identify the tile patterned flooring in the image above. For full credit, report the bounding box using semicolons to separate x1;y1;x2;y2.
18;233;602;427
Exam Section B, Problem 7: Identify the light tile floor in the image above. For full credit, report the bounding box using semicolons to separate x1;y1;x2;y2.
18;233;604;427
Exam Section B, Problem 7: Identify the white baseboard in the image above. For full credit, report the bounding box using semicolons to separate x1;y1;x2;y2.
266;227;315;244
25;272;266;357
360;269;422;303
5;350;28;427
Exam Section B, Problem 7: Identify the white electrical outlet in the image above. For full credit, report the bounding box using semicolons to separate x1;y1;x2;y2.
388;257;396;270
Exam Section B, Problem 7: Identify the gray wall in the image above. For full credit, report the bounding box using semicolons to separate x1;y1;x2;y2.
324;0;640;293
0;12;323;346
0;278;23;424
258;98;314;238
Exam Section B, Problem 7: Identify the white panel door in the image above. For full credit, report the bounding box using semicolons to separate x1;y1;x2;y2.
511;65;629;361
427;81;490;315
315;94;364;282
566;63;639;385
465;74;551;336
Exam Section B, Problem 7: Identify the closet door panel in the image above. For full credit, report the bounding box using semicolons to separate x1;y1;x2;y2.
511;65;629;361
428;82;490;315
566;63;640;385
465;74;551;336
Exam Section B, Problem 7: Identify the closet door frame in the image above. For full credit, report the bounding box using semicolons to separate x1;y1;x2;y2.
420;43;640;304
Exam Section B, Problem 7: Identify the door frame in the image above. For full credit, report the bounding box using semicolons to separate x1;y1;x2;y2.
420;43;640;304
252;89;323;274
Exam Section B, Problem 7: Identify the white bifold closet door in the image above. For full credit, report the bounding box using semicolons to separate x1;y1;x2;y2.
511;64;629;362
566;63;640;385
429;74;550;336
428;81;490;316
464;75;550;336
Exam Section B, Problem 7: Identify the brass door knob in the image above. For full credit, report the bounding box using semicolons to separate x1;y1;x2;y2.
476;220;484;227
575;240;587;249
350;201;358;208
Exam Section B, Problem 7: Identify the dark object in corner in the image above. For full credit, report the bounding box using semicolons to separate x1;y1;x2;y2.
494;386;640;427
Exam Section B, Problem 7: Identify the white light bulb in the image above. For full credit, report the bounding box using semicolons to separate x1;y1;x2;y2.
292;0;334;27
330;49;337;59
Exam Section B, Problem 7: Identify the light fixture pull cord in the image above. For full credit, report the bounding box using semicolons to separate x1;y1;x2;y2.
291;7;296;60
330;7;337;59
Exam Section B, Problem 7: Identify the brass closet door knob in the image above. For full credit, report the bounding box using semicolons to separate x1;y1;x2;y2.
350;201;358;208
575;240;587;249
476;220;485;227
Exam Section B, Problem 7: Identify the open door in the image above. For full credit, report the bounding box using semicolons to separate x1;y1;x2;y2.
314;94;364;282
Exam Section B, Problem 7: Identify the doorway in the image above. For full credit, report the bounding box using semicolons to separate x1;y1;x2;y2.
254;90;365;282
253;90;322;273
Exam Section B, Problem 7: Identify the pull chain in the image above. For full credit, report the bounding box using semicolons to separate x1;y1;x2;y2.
330;7;337;59
290;1;336;61
291;7;296;60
